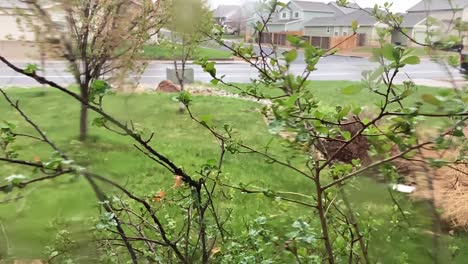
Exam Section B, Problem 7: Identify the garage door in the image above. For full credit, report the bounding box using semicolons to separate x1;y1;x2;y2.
414;31;427;44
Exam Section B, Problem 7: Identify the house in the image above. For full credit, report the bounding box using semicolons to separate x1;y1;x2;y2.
406;0;468;21
0;0;152;58
404;0;468;45
0;0;65;59
212;3;260;35
266;1;343;33
262;1;360;34
390;13;432;46
304;9;389;46
266;1;339;33
0;0;37;41
327;1;359;15
212;5;243;33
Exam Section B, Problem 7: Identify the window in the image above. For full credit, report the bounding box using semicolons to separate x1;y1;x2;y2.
294;12;299;18
343;31;348;36
281;12;287;19
334;31;339;36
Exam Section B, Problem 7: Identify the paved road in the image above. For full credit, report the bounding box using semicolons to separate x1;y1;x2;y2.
0;56;464;87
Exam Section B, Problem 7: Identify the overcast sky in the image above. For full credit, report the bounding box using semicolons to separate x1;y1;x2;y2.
209;0;421;12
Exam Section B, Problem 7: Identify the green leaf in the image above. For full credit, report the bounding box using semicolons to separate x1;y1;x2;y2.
283;49;298;64
421;94;441;106
341;84;362;95
400;56;420;65
351;20;359;33
342;131;352;141
352;106;362;115
200;115;213;127
90;80;111;101
286;35;302;46
204;62;217;78
369;66;385;81
92;117;107;127
24;63;39;74
381;44;395;61
338;105;351;118
177;91;192;105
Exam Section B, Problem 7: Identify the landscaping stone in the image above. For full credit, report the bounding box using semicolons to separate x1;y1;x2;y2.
156;80;181;93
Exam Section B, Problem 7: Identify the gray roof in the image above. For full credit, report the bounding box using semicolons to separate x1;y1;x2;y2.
400;13;427;27
212;5;241;18
0;0;28;9
289;0;335;13
328;1;359;15
407;0;468;12
304;9;377;27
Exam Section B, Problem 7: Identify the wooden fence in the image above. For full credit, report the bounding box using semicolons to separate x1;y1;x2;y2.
258;32;366;50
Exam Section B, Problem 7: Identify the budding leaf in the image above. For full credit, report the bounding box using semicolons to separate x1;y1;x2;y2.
24;63;39;74
421;94;441;106
351;20;359;33
400;56;420;65
341;84;362;95
283;49;298;64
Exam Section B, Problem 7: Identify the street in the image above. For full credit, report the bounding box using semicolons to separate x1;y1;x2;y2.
0;55;464;87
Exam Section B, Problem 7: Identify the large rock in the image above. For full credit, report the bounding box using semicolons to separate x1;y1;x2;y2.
156;80;181;93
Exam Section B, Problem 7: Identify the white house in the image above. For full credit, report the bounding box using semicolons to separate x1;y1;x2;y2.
304;8;389;46
404;0;468;46
266;1;339;33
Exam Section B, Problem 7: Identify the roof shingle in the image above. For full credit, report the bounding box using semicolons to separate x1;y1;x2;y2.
290;1;335;13
304;9;377;27
400;13;427;27
212;5;241;18
407;0;468;12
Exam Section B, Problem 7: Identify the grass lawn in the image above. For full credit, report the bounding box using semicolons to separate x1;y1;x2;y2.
212;80;458;112
0;83;466;262
139;44;233;60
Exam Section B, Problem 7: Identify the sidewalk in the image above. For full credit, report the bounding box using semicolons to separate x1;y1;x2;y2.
406;78;467;88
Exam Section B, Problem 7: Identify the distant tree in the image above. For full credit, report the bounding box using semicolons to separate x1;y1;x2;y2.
164;0;214;111
17;0;165;141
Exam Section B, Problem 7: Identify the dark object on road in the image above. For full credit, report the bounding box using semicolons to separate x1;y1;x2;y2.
460;53;468;74
156;80;181;93
432;41;464;52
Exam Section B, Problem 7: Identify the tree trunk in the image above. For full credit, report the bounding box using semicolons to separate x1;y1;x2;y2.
79;101;88;141
79;88;89;141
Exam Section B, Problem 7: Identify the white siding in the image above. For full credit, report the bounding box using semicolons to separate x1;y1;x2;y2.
285;21;304;31
267;24;286;32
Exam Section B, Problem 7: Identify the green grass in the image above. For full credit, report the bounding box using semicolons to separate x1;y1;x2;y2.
211;81;460;129
139;44;233;60
0;83;466;262
213;80;455;109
